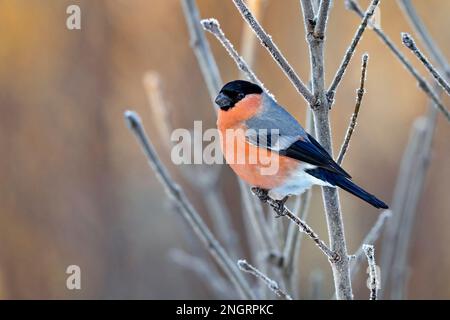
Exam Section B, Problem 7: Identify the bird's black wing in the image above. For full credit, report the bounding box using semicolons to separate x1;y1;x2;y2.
279;133;351;179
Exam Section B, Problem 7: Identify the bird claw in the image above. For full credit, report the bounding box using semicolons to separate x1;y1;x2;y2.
273;197;288;217
274;204;285;218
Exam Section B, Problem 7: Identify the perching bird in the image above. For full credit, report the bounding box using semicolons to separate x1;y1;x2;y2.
215;80;388;209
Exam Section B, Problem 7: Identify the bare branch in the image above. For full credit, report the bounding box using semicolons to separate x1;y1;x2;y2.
402;33;450;95
327;0;380;101
314;0;332;39
240;0;268;69
397;0;450;78
231;0;314;104
251;187;337;262
201;18;274;100
300;0;316;35
238;259;292;300
346;0;450;122
303;0;354;300
337;53;369;165
350;210;391;278
363;244;379;300
124;111;255;300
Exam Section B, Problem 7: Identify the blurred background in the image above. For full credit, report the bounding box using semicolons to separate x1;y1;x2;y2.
0;0;448;299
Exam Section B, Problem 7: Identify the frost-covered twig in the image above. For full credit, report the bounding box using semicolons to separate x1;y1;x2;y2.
240;0;268;69
238;260;292;300
363;244;378;300
201;18;273;99
231;0;314;105
301;0;353;299
350;210;391;278
124;111;255;300
251;187;337;262
299;0;315;35
346;0;450;123
314;0;332;39
327;0;379;102
402;33;450;96
397;0;450;78
337;53;369;165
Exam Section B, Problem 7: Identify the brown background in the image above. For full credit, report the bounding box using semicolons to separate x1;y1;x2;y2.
0;0;448;299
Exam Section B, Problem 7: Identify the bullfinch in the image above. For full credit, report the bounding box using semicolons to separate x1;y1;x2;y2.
215;80;388;209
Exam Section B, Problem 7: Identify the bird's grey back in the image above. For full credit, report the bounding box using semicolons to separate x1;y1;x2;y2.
245;93;307;150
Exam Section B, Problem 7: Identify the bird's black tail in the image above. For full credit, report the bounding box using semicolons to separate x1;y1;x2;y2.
305;168;389;209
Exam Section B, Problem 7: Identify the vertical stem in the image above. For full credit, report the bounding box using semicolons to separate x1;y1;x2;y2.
305;1;353;299
313;109;353;300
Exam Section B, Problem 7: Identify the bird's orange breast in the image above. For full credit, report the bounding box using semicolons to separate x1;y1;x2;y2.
217;94;299;189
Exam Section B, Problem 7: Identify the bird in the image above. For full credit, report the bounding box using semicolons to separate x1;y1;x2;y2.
214;80;388;210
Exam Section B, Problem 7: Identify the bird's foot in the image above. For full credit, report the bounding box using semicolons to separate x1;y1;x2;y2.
274;196;289;218
251;187;288;218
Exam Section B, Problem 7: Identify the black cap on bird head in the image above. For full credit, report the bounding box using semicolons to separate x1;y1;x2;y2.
215;80;263;111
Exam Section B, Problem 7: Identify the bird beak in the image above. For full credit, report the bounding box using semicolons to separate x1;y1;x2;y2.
215;92;233;110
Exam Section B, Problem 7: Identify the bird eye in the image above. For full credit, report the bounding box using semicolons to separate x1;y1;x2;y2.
237;93;245;100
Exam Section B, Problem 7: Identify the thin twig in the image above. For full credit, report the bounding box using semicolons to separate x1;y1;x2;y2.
124;111;256;300
300;0;315;35
240;0;268;69
301;0;355;299
327;0;380;102
231;0;314;105
397;0;450;78
300;0;355;299
346;0;450;122
337;53;369;165
402;33;450;95
251;187;337;262
181;0;222;107
238;259;292;300
201;18;274;100
314;0;332;39
363;244;378;300
350;210;391;277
